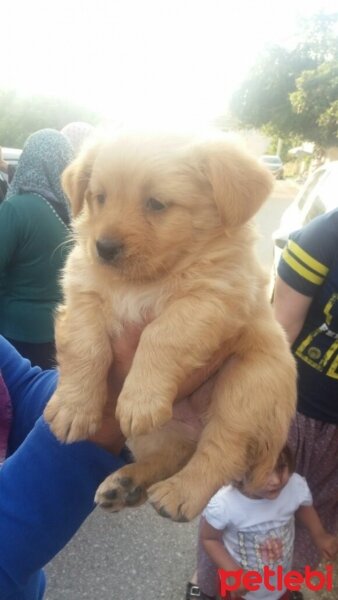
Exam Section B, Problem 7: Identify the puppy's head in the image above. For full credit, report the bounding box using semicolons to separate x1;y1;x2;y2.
63;133;273;282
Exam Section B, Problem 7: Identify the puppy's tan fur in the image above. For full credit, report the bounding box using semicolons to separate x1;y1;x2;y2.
44;133;296;521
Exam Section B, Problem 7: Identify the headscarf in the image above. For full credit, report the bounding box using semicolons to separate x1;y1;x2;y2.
6;129;74;224
61;121;95;156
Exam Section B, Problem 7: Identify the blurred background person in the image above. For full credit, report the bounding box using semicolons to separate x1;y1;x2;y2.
0;129;74;369
0;147;17;203
274;209;338;574
0;146;17;184
61;121;95;155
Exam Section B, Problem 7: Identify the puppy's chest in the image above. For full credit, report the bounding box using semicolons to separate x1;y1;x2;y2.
103;284;169;334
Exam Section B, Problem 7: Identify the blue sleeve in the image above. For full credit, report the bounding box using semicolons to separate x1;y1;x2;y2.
0;336;126;599
0;418;125;598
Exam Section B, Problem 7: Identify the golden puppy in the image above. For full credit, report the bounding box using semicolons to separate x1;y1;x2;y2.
44;132;296;521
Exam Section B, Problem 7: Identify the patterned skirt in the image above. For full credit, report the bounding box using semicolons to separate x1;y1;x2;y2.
288;412;338;572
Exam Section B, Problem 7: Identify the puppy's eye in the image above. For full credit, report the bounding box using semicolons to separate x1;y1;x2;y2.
96;194;106;205
146;197;166;212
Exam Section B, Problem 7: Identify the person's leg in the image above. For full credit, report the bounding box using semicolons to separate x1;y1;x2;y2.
196;517;219;598
288;413;338;572
186;571;202;600
185;516;219;600
287;592;304;600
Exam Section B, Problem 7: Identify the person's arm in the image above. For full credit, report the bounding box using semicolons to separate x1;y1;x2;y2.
296;505;338;560
0;328;226;599
201;519;246;598
2;308;228;454
0;336;125;455
0;336;128;598
0;415;127;598
201;518;240;571
0;201;22;273
274;214;338;344
273;275;313;346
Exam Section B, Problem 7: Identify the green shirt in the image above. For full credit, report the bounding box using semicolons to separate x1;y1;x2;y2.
0;192;72;343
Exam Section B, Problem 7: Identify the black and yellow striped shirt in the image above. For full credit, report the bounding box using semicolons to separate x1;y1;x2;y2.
278;209;338;422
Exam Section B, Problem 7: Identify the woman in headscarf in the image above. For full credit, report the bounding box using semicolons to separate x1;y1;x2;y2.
0;129;74;369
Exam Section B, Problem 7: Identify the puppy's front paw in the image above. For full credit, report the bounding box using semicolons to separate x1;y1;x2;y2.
95;466;147;511
44;394;102;442
116;387;172;437
148;475;205;522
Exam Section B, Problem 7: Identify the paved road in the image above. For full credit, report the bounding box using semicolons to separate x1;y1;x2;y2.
254;178;298;267
45;180;297;600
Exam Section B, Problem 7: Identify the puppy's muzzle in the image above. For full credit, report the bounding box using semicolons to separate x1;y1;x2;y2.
96;238;124;263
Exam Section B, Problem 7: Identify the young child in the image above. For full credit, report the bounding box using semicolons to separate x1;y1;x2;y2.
199;446;338;600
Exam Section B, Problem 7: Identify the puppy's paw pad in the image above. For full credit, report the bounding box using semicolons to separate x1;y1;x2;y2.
95;472;147;512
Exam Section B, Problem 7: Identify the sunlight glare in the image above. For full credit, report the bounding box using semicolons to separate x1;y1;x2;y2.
2;0;337;129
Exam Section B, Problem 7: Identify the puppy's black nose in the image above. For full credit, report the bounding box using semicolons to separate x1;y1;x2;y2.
96;238;124;262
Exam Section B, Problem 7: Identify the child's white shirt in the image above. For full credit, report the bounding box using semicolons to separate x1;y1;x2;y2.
203;473;312;600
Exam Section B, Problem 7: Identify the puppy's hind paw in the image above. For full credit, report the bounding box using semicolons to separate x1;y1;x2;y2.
95;469;147;512
148;476;204;522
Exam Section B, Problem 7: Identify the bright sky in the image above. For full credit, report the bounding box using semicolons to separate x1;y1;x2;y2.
2;0;337;129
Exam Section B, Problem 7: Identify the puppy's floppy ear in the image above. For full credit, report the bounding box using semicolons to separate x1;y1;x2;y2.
62;143;100;218
193;139;274;227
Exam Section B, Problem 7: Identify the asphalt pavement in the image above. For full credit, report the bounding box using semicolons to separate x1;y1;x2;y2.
45;180;297;600
46;503;198;599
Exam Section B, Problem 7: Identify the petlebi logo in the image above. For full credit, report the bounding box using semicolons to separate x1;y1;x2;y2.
218;565;333;595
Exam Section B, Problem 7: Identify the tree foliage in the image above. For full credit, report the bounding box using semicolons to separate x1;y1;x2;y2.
230;13;338;149
0;90;100;148
290;62;338;146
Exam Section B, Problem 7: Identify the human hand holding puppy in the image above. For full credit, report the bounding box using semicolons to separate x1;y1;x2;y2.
88;320;229;454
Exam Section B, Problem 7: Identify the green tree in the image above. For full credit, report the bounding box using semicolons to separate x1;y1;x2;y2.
0;89;100;147
230;12;338;149
291;62;338;147
231;46;315;137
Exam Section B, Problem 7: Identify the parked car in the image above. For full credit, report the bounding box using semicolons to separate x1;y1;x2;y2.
272;160;338;275
2;146;22;166
260;154;284;179
1;147;21;180
0;147;21;201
